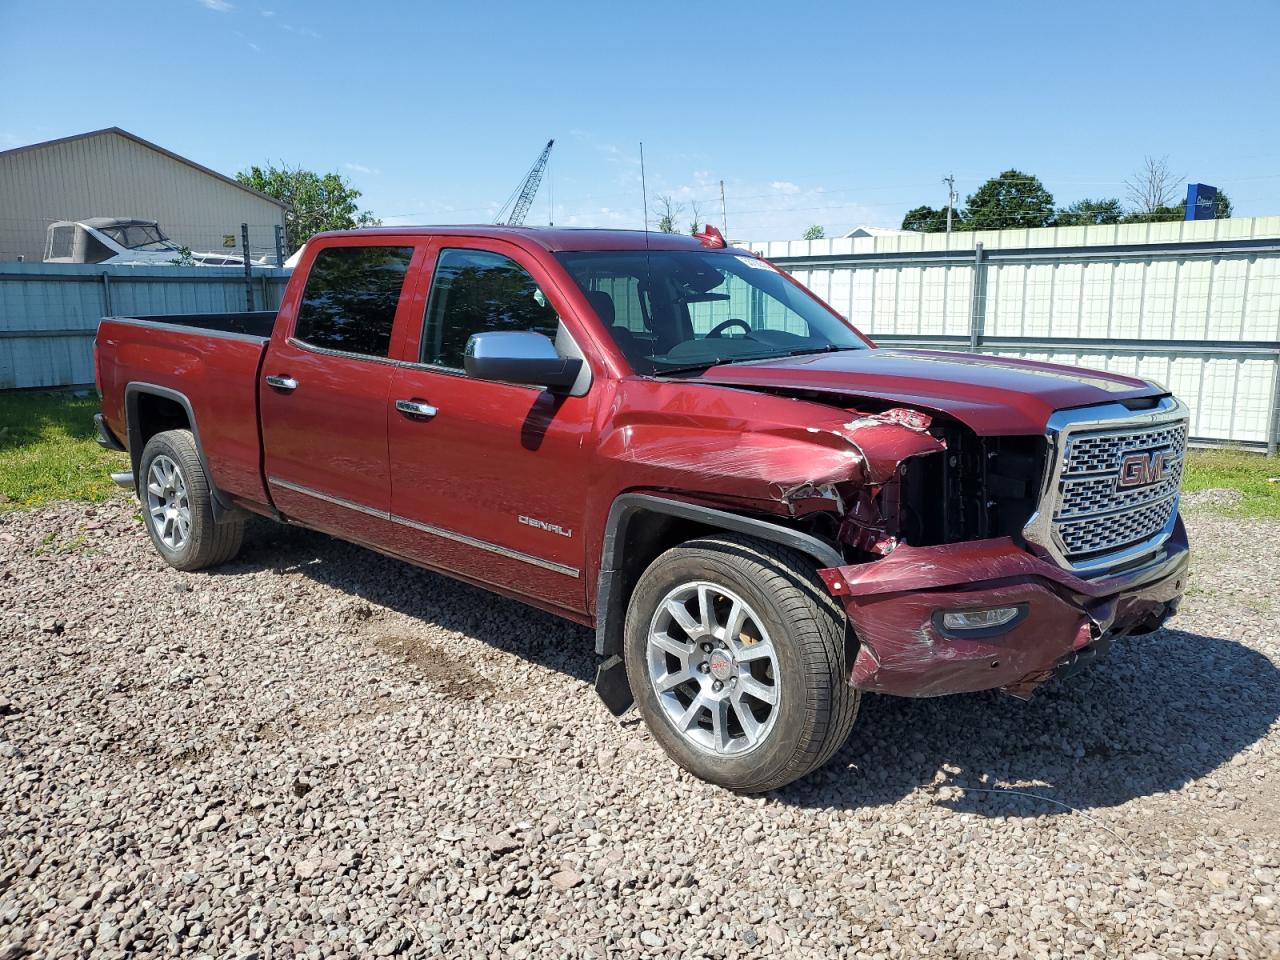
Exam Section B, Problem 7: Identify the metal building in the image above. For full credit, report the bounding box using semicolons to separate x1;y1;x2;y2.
0;127;287;263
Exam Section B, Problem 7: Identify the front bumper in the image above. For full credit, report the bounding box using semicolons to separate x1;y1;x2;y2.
817;516;1189;699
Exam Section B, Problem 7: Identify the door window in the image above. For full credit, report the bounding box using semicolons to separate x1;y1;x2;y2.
421;248;560;369
294;245;414;358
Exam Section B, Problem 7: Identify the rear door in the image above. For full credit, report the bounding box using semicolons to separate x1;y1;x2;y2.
260;239;426;541
383;239;596;613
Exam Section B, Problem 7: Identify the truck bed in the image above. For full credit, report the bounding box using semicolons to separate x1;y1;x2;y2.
96;312;275;511
122;311;277;339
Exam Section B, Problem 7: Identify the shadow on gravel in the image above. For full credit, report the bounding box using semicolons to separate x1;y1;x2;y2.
777;626;1280;816
222;525;1278;817
223;522;598;684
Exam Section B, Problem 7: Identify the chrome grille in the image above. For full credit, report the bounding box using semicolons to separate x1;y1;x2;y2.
1051;419;1188;561
1064;423;1188;475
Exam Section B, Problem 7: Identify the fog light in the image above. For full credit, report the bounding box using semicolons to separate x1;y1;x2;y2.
941;607;1021;631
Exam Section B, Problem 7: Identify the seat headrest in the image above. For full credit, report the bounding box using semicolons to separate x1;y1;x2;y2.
584;290;615;327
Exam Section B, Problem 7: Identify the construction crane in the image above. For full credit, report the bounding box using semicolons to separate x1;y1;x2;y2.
495;139;554;226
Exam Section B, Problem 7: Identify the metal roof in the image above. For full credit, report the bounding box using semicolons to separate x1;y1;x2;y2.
0;127;289;210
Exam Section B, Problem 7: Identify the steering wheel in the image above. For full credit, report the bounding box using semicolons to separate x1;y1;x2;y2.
706;318;752;338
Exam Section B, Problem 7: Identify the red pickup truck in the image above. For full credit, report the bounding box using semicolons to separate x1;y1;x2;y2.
95;226;1189;792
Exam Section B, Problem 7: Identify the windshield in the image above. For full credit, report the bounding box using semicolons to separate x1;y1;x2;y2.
99;223;177;251
556;250;866;375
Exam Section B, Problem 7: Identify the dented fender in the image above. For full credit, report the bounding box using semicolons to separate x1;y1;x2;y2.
597;380;945;520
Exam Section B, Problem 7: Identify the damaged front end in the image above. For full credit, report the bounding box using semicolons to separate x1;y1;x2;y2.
817;523;1188;699
788;405;1048;566
802;398;1190;701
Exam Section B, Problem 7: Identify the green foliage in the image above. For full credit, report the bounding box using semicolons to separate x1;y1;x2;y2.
168;245;196;266
960;170;1055;231
802;224;826;240
0;392;127;511
1120;204;1183;224
236;163;381;253
901;205;961;233
1183;449;1280;518
1055;198;1124;226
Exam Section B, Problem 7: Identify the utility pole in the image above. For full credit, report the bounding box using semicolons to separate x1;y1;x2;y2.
719;179;729;237
944;174;957;237
241;223;254;311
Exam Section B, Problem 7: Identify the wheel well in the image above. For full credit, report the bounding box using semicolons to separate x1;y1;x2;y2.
611;512;715;617
593;496;845;660
133;392;190;449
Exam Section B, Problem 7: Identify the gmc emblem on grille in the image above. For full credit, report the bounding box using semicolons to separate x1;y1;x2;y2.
1117;451;1166;488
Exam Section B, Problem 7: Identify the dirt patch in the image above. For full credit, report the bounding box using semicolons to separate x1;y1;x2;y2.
369;627;498;701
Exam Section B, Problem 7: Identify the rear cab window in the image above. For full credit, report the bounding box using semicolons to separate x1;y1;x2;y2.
294;245;414;358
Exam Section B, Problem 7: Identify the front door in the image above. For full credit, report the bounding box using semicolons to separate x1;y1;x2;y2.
384;241;595;613
260;241;422;542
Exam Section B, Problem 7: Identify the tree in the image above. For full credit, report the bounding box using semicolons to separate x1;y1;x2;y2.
802;224;826;240
1125;155;1181;215
236;163;380;253
688;201;705;236
961;170;1055;231
901;205;961;233
651;195;683;234
1120;204;1183;225
1055;197;1124;226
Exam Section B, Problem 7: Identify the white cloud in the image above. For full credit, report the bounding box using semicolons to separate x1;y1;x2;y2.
198;0;234;12
260;8;275;15
344;162;375;175
247;41;262;53
770;181;801;194
281;22;321;39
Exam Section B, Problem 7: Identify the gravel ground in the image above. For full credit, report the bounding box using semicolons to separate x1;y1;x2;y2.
1;495;1278;959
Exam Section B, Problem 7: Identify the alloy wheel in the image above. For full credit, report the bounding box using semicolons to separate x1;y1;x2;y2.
146;454;191;550
646;581;780;756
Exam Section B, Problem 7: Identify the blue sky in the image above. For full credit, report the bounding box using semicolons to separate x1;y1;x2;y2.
2;0;1278;239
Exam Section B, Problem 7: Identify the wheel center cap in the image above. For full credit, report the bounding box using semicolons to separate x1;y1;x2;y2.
708;649;734;681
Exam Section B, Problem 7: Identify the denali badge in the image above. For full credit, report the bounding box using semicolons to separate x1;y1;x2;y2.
1117;451;1166;488
518;515;573;538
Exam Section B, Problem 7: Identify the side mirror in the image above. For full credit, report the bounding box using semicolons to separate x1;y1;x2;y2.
463;331;583;391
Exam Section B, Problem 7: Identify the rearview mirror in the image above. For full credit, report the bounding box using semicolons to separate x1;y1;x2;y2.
463;331;583;391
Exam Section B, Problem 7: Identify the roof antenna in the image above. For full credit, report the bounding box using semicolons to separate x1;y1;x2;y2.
639;141;650;240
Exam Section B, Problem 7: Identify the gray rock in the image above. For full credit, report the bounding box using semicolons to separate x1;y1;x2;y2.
549;870;584;892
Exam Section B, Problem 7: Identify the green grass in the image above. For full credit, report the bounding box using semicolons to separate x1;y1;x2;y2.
0;391;128;511
1182;448;1280;518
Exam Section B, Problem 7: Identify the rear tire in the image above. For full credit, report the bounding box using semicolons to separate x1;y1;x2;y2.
138;429;243;571
623;534;859;792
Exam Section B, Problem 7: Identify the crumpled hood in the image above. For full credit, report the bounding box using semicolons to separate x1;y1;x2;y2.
694;347;1167;436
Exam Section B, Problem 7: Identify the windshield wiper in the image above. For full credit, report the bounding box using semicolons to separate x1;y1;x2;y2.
649;358;734;376
650;344;860;376
781;344;859;358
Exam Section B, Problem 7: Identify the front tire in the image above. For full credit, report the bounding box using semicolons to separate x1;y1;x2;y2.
138;429;243;571
623;534;859;792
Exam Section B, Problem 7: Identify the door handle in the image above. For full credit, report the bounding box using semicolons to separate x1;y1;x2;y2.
395;399;438;418
265;375;298;391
